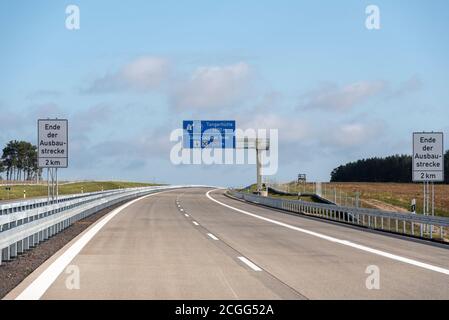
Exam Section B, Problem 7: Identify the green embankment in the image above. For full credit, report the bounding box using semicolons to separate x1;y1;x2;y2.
0;181;159;201
239;184;323;203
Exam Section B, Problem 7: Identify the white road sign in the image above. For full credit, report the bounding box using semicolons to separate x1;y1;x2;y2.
412;132;444;182
38;119;68;168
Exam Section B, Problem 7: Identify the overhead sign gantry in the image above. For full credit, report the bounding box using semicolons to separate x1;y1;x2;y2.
182;120;270;194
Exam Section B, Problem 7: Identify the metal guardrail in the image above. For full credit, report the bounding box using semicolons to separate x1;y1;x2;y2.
230;191;449;243
0;188;126;214
0;185;185;265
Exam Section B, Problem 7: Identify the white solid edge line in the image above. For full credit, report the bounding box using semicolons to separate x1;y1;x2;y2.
207;233;219;241
15;190;173;300
238;257;262;271
193;221;199;226
206;190;449;277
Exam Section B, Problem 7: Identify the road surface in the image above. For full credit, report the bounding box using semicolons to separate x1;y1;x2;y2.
5;187;449;299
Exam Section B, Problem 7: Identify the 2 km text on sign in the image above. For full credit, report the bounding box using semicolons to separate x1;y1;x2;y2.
38;119;68;168
412;132;444;182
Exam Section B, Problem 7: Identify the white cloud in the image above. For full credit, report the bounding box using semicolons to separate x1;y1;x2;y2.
172;62;252;110
237;108;387;165
250;91;283;113
386;74;423;99
298;76;423;112
121;57;170;90
71;104;114;132
84;56;170;93
319;121;385;149
238;113;311;143
27;103;66;119
299;80;387;112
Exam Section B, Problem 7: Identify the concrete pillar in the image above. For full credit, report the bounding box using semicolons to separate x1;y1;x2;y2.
256;148;262;193
2;247;10;262
17;240;24;254
9;243;17;258
24;237;30;251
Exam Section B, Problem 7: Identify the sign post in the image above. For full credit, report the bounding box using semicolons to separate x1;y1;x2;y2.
5;186;11;200
38;119;68;203
412;132;444;237
236;137;270;193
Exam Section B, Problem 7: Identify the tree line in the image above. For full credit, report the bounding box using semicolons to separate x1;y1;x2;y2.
330;151;449;183
0;140;42;181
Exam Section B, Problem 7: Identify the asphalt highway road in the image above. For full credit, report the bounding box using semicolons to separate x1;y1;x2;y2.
5;187;449;299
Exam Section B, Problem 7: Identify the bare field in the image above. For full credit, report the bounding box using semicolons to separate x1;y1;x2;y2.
290;182;449;217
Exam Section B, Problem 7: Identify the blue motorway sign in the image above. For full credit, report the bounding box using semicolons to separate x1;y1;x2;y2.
183;120;235;149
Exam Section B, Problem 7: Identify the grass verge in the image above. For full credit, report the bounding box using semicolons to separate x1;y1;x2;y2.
0;181;159;201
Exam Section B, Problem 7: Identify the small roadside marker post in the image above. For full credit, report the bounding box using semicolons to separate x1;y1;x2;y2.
411;199;416;214
411;198;416;235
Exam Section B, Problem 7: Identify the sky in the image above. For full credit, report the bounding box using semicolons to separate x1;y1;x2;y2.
1;0;449;186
